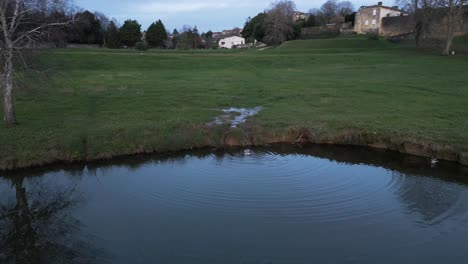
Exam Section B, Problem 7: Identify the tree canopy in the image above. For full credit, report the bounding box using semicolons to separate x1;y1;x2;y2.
242;13;267;42
68;11;103;45
176;26;201;49
263;0;296;45
146;19;168;48
0;0;75;125
106;21;121;48
119;19;141;47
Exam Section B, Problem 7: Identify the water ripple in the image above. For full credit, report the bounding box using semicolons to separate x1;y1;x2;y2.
2;148;468;263
122;150;468;229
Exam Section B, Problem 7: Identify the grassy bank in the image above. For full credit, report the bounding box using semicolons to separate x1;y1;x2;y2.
1;36;468;169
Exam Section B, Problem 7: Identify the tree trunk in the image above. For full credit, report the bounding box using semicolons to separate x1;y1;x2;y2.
415;21;422;48
3;48;17;125
443;12;455;56
443;26;454;55
13;177;39;263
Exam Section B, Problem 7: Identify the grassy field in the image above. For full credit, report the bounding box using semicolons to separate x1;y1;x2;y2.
1;36;468;169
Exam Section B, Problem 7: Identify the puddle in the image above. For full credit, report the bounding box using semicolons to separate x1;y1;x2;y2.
210;107;263;128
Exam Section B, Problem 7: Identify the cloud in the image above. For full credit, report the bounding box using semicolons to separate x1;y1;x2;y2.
133;0;264;14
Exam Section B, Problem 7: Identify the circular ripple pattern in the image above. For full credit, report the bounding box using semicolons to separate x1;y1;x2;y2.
120;150;468;227
2;149;468;264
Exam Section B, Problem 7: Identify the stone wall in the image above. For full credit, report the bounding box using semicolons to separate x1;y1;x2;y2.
425;15;468;38
340;22;355;35
381;11;468;38
380;16;414;37
301;24;340;39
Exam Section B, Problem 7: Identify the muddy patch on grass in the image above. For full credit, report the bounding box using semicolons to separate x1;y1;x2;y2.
210;107;263;128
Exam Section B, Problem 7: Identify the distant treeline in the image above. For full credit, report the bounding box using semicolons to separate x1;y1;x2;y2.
42;0;357;49
242;0;356;45
44;10;216;50
40;0;356;49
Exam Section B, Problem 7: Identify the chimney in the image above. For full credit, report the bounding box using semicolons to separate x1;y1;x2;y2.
378;2;383;5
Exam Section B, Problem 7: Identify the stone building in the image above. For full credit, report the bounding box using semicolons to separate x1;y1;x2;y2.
354;2;407;35
293;11;310;22
222;28;242;37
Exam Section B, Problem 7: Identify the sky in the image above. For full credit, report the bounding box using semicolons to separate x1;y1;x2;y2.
75;0;382;32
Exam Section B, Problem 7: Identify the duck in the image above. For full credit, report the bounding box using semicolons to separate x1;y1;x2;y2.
243;149;252;156
430;158;439;165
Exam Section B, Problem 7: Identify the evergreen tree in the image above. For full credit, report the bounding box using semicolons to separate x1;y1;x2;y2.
205;30;213;39
68;11;103;44
242;13;267;42
119;19;141;47
201;30;216;49
176;28;193;49
106;21;121;48
171;29;180;48
192;26;200;48
146;19;168;48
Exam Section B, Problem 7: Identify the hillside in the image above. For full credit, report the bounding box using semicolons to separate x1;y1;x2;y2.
1;38;467;169
273;36;406;53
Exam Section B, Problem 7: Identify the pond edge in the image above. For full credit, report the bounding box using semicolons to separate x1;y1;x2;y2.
1;125;467;171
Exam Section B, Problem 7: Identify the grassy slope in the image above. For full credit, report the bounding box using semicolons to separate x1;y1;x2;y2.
1;37;467;168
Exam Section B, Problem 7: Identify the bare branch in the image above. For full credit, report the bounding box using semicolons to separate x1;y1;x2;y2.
0;0;76;125
13;20;73;46
9;0;20;33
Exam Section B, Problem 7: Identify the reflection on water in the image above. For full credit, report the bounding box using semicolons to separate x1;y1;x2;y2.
0;177;105;264
0;145;467;264
397;173;467;226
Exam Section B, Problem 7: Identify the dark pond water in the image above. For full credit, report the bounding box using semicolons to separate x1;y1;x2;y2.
1;145;468;264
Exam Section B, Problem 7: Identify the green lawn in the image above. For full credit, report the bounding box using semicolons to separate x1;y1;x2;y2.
1;36;468;169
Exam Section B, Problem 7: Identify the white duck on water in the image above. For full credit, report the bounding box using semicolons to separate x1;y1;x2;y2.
243;149;252;156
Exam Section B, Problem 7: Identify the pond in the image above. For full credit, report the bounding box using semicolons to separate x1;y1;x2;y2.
1;145;467;264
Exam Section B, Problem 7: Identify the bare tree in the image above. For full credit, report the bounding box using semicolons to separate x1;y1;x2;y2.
320;0;339;24
263;0;296;45
440;0;466;55
310;1;353;26
309;8;324;25
94;11;109;46
397;0;466;53
337;1;355;18
0;0;74;126
397;0;439;47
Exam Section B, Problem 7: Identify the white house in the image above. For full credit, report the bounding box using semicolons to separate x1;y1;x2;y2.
219;36;245;49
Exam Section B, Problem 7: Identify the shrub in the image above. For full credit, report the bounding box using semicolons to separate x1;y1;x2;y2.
135;42;148;51
367;32;379;40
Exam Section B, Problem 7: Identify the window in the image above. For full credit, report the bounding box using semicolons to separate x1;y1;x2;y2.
221;42;225;45
365;20;369;26
372;19;376;25
373;9;377;16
